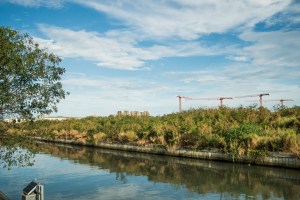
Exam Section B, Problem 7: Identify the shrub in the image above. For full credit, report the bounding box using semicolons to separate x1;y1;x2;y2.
118;131;138;143
93;132;107;144
179;132;199;148
224;123;263;155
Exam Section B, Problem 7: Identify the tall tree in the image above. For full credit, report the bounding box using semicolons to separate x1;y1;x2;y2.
0;26;68;120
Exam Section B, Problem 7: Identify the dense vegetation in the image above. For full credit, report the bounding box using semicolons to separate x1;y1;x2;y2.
1;106;300;158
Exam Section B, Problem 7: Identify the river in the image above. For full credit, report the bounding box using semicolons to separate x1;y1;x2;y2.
0;141;299;200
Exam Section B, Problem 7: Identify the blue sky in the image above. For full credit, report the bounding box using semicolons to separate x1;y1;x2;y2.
1;0;300;116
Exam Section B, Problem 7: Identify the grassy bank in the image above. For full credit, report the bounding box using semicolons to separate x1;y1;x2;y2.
1;106;300;158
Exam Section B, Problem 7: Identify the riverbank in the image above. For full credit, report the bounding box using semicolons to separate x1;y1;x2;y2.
2;106;299;168
35;137;300;169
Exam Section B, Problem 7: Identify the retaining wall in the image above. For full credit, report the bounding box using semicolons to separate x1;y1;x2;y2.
35;137;300;169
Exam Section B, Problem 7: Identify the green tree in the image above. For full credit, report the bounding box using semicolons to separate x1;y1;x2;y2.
0;26;68;119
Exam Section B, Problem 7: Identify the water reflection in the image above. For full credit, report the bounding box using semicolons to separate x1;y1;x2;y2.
24;142;300;200
0;135;35;169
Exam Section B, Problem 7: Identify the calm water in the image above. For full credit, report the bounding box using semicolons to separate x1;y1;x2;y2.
0;142;299;200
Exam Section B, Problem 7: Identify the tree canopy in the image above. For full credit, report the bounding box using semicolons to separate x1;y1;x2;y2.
0;26;68;119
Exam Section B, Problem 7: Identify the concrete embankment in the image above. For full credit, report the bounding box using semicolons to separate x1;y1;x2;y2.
35;137;300;169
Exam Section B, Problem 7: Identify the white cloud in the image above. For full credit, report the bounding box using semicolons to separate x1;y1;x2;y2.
28;1;297;71
240;31;300;67
226;56;250;62
34;25;227;70
263;1;300;27
35;25;146;70
75;0;291;40
62;74;171;95
167;63;300;85
6;0;64;8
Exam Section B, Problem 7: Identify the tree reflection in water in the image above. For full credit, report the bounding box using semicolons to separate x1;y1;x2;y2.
0;134;36;170
21;141;300;200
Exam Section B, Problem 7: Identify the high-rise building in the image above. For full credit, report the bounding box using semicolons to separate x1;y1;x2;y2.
116;110;150;116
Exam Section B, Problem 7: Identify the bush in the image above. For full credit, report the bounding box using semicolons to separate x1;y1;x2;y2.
93;132;107;144
118;131;138;143
224;123;263;155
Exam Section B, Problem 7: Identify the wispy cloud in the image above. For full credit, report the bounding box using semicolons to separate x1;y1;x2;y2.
62;73;171;95
26;1;297;71
34;24;228;70
6;0;64;8
226;56;250;62
240;31;300;67
35;25;145;70
167;62;300;85
75;0;291;40
263;0;300;28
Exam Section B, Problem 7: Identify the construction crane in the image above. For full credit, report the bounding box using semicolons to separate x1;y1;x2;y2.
264;99;294;106
191;97;233;107
235;93;269;107
176;95;192;112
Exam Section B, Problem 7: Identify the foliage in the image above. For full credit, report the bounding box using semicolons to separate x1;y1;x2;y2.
0;26;68;119
3;106;300;157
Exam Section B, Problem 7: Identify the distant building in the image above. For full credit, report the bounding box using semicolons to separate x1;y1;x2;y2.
1;116;80;122
141;111;150;116
2;118;25;123
41;116;68;121
39;115;81;121
130;111;140;116
116;111;150;117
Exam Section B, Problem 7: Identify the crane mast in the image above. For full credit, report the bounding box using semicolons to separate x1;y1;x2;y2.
264;99;293;106
191;97;233;107
235;93;269;107
176;95;234;111
176;95;192;112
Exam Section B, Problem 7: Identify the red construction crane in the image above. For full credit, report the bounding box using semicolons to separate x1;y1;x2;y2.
191;97;233;107
264;99;293;106
235;93;269;107
176;95;192;112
